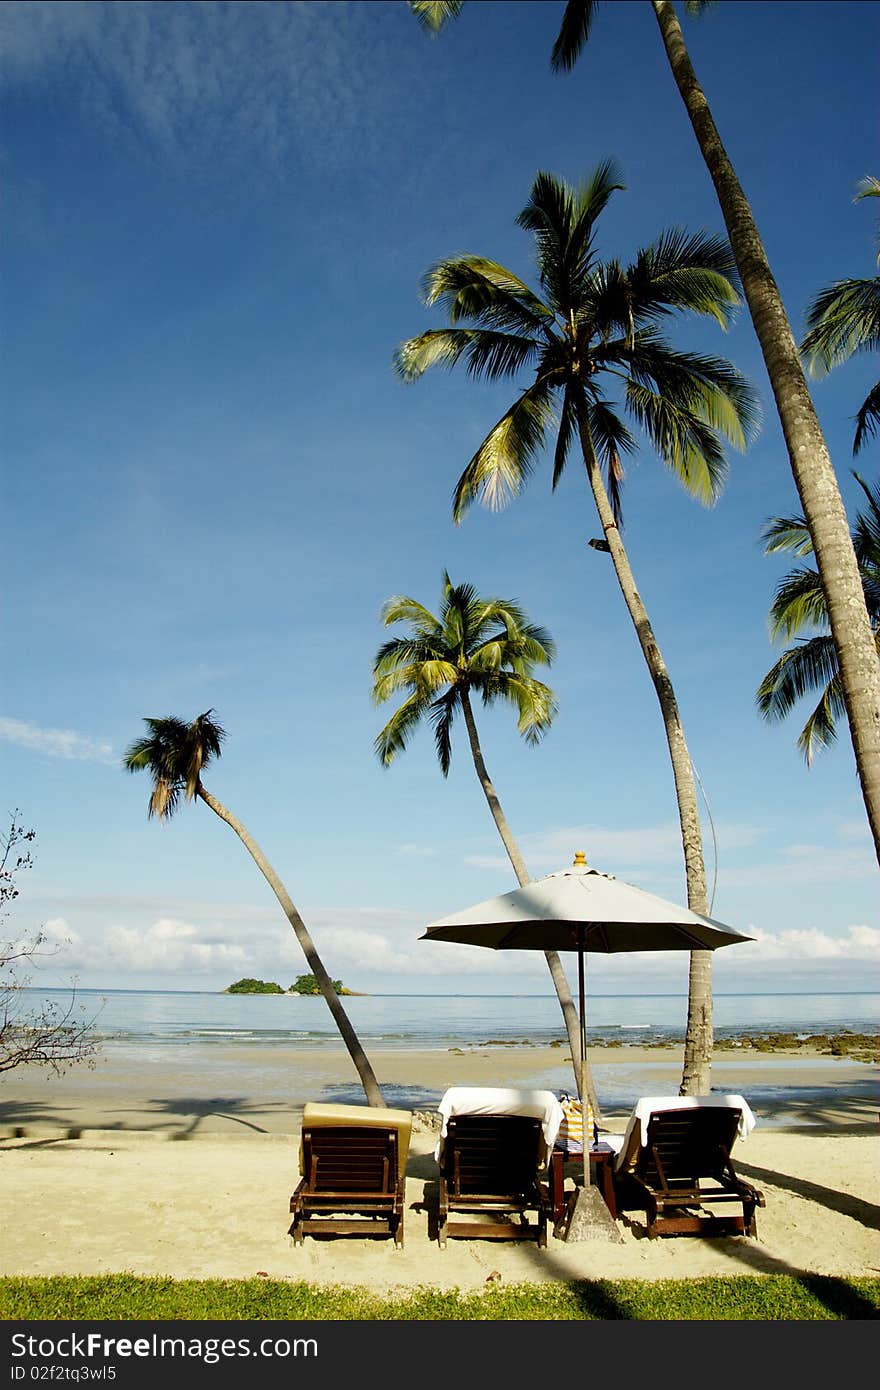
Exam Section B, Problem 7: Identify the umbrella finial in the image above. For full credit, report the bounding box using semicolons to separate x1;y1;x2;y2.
573;850;587;868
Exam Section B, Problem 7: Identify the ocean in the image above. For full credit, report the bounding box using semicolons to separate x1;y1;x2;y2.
22;986;880;1050
11;988;880;1120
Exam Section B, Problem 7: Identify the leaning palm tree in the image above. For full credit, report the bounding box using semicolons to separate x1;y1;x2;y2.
408;0;880;871
372;572;600;1118
801;178;880;457
757;473;880;763
395;164;760;1093
123;710;385;1107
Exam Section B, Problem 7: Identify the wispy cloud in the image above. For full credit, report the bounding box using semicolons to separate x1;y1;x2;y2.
0;1;405;181
0;716;114;764
718;842;876;888
465;822;760;881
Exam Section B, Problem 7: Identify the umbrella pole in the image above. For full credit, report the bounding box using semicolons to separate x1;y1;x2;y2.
578;941;593;1189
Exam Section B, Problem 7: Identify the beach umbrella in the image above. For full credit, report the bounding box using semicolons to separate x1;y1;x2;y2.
422;851;753;1241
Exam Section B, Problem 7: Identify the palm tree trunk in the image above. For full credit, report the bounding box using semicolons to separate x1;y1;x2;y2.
197;783;386;1107
459;689;602;1121
576;405;712;1094
652;0;880;866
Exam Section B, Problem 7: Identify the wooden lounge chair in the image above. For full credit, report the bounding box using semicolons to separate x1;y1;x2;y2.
434;1088;562;1248
612;1096;765;1239
289;1102;411;1248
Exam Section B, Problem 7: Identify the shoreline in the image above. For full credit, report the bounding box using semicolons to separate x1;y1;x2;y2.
1;1041;876;1139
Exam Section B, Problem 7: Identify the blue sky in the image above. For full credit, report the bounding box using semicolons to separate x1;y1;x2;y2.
3;0;879;998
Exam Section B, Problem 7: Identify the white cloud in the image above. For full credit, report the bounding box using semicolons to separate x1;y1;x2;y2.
0;716;115;764
30;915;247;974
102;918;248;972
735;922;880;962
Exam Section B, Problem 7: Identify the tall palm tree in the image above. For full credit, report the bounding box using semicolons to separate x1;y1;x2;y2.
407;0;880;871
757;474;880;764
372;572;600;1117
801;178;880;457
123;710;385;1107
395;165;759;1094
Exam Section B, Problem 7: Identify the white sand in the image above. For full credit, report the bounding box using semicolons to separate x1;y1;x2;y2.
0;1045;877;1291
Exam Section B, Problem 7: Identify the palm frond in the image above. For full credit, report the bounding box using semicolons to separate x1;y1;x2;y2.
552;386;579;489
625;380;728;505
378;595;440;635
478;672;558;745
583;397;636;525
801;277;880;373
452;383;556;521
408;0;463;34
373;690;434;767
853;380;880;454
855;176;880;202
394;327;533;383
851;471;880;571
625;228;741;327
756;635;840;724
550;0;599;72
421;256;553;334
429;691;458;775
796;677;846;765
372;651;453;704
761;514;814;557
766;565;827;641
624;335;761;450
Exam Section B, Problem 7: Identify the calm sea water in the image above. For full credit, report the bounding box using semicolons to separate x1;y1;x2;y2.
14;989;879;1119
22;987;880;1051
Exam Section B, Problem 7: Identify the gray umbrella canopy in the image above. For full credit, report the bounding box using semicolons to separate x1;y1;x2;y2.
422;852;752;1228
422;853;752;953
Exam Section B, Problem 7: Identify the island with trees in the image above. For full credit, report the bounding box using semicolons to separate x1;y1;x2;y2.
224;974;359;996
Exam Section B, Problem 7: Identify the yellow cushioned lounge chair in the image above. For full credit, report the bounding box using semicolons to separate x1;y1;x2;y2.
289;1102;412;1248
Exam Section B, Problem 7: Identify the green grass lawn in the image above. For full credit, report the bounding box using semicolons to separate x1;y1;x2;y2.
1;1274;878;1320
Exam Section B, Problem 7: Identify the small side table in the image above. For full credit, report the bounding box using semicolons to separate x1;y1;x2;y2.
549;1146;618;1222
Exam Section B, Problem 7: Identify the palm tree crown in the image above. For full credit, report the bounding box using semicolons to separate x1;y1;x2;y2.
395;164;759;525
757;473;880;762
373;573;557;773
123;711;225;816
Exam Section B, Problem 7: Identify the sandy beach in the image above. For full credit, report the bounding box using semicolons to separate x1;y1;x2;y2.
0;1043;877;1293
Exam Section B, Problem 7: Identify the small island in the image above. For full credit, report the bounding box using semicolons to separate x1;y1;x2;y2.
224;977;284;994
223;974;359;996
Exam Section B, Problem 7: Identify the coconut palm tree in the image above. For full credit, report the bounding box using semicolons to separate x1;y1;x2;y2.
407;0;880;870
395;165;759;1093
372;572;600;1118
123;710;385;1107
757;473;880;763
801;178;880;457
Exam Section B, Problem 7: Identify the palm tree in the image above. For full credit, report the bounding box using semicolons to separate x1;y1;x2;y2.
757;473;880;763
395;165;759;1094
123;710;385;1107
372;572;600;1118
407;0;880;871
801;178;880;457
